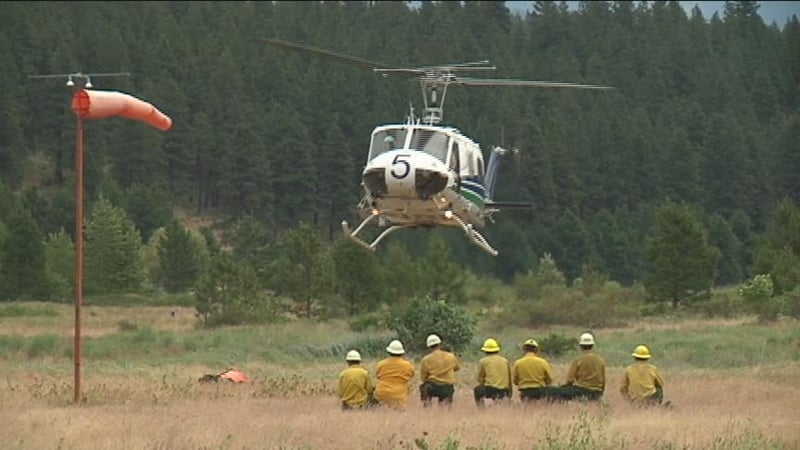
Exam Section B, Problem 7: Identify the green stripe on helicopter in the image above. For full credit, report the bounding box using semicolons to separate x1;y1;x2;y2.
460;189;485;208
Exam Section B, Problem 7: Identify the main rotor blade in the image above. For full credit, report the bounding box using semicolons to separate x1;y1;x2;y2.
28;72;131;79
258;37;390;72
452;77;614;89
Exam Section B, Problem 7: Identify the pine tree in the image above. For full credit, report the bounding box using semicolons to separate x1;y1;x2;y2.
158;219;202;293
271;222;333;318
0;205;48;300
84;197;144;294
331;237;383;316
752;198;800;293
644;201;720;307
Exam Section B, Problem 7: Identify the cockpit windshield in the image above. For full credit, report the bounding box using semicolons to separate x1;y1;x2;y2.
368;127;451;163
369;128;409;161
410;129;449;163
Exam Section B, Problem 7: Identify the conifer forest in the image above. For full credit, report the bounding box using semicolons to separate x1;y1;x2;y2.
1;1;799;309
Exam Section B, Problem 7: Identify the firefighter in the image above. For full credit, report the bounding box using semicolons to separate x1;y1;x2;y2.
419;334;461;407
549;332;606;401
473;338;512;407
620;345;665;405
512;338;555;402
374;339;416;410
337;350;375;410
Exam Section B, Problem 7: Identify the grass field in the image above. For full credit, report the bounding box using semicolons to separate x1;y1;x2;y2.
1;302;798;449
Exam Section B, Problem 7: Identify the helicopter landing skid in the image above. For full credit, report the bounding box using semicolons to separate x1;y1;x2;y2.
446;212;499;256
341;217;409;251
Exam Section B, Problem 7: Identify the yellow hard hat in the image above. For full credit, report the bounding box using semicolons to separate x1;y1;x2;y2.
632;345;652;359
523;338;539;348
481;338;500;353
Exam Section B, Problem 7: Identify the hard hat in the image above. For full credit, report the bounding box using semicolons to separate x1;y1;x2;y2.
426;334;442;348
579;333;595;346
386;339;405;355
481;338;500;353
632;345;652;359
345;350;362;362
384;135;395;143
523;338;539;348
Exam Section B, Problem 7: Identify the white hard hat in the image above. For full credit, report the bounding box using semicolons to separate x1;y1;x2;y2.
386;339;405;355
579;333;595;346
426;334;442;348
345;350;362;362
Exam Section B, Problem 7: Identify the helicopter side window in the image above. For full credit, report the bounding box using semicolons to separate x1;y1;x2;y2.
465;148;476;176
411;129;449;163
369;129;408;160
449;142;459;172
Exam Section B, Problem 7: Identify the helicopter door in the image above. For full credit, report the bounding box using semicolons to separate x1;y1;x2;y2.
449;142;461;188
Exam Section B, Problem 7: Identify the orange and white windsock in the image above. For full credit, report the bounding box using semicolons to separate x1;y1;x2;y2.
71;89;172;131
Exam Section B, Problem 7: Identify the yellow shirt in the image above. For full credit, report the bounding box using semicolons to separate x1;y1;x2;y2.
620;361;664;401
566;350;606;392
420;349;460;385
374;356;415;409
338;364;373;408
476;353;512;390
512;352;554;389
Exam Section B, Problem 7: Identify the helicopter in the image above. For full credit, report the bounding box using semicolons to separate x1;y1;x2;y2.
260;38;611;256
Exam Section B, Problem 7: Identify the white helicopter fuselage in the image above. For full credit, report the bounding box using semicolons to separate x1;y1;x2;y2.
357;123;488;229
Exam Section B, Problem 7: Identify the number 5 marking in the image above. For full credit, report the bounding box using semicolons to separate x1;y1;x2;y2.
391;154;411;179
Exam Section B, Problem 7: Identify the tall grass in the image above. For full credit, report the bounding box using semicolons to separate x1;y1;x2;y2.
1;302;799;449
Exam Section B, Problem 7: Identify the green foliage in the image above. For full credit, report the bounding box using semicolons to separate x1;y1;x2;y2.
513;283;642;328
330;237;383;316
690;290;746;319
538;333;578;357
84;197;145;294
753;198;800;293
195;252;281;327
0;303;59;318
644;201;719;307
537;253;567;288
389;296;477;353
782;288;800;319
158;219;203;293
347;311;386;332
416;235;466;300
43;229;74;302
270;222;333;318
0;203;48;300
738;274;784;322
122;183;174;243
1;1;798;291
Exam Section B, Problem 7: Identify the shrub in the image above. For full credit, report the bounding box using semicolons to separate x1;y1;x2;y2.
538;333;577;357
389;296;477;353
783;288;800;319
691;291;745;318
348;312;386;332
738;274;784;322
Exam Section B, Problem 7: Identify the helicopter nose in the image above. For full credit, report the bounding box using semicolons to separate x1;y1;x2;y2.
415;168;448;199
363;168;387;197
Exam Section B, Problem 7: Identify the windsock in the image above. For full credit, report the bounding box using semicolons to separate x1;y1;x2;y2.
71;89;172;131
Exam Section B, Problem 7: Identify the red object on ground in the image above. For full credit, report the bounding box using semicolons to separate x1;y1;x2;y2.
219;369;249;383
71;89;172;131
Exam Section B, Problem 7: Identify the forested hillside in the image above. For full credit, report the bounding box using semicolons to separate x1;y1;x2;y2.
1;1;798;300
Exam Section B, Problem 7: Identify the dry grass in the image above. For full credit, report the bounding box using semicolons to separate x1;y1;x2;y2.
0;361;798;449
0;305;197;337
1;305;798;449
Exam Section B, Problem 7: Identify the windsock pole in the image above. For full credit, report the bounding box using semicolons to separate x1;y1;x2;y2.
73;112;84;403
